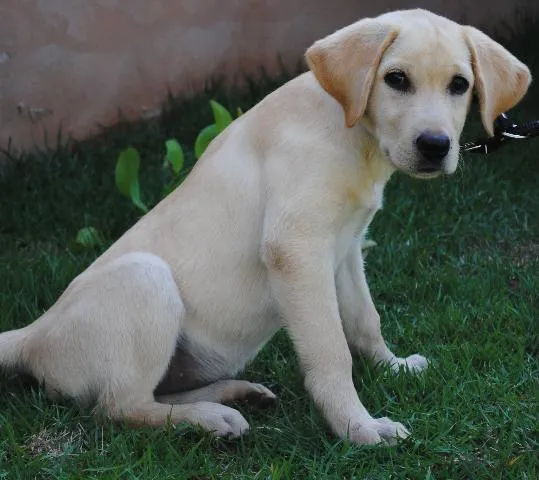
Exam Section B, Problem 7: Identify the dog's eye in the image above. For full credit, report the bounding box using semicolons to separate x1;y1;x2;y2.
384;70;411;93
448;75;469;95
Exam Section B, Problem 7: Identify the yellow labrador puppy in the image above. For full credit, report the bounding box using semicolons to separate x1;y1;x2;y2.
0;9;531;444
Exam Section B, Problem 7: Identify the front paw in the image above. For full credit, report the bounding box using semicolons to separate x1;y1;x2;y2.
390;353;429;374
347;417;410;445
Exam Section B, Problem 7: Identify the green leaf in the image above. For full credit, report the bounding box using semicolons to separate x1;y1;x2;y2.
210;100;233;133
236;107;244;118
115;147;139;197
165;139;184;175
115;147;148;213
194;124;218;159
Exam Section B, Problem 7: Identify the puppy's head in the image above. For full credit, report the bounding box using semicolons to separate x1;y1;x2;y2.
306;9;531;178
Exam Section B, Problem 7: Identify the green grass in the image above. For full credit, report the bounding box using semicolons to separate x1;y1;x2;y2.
1;21;538;480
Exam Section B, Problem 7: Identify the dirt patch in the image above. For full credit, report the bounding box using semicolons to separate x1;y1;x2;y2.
510;242;539;267
24;424;86;458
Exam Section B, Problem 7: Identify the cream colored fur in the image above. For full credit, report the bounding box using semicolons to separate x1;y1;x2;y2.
0;9;531;445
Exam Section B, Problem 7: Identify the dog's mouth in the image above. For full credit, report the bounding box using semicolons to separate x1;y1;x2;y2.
417;166;439;174
382;149;447;179
410;165;445;179
411;169;444;179
412;159;448;178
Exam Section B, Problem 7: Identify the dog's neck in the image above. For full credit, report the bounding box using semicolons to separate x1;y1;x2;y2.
354;121;396;188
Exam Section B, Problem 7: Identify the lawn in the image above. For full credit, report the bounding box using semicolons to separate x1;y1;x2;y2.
0;18;538;480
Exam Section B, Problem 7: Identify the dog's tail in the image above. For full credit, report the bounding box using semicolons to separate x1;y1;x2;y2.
0;327;28;369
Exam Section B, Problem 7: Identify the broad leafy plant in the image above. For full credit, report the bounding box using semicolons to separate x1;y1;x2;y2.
115;100;239;213
74;100;240;249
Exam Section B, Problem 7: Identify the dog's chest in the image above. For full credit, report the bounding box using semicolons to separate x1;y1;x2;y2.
335;182;384;267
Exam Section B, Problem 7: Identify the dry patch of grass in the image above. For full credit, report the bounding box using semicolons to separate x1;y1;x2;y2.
24;424;87;458
510;242;539;267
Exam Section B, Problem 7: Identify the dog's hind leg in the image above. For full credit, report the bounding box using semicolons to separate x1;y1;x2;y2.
156;379;277;407
20;252;184;404
0;327;31;370
107;394;249;437
17;252;249;436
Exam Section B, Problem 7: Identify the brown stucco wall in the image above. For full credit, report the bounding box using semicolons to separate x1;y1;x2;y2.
0;0;536;153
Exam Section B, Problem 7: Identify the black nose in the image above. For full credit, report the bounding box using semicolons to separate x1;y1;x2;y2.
415;131;451;167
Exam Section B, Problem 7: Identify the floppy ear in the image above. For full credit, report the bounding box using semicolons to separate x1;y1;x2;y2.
305;19;399;128
464;26;531;136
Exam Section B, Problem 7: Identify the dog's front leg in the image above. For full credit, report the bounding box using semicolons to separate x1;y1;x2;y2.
264;239;409;445
336;240;428;373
